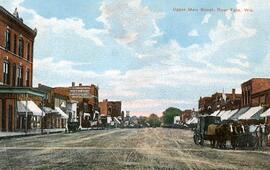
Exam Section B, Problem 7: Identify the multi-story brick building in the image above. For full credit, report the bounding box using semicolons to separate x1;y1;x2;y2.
241;78;270;107
199;89;241;114
0;6;45;132
99;99;122;117
198;96;212;114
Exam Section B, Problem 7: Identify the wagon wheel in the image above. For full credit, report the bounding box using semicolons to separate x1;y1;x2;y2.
193;134;199;145
199;135;204;146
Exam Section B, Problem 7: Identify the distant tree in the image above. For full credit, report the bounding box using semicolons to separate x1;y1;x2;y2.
138;116;148;126
147;113;161;127
162;107;182;125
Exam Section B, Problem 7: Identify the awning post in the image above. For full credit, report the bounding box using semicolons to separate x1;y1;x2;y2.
25;93;28;133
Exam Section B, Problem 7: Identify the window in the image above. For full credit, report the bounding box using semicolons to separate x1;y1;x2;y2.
16;66;23;87
5;30;10;50
18;37;24;57
26;68;30;87
3;61;10;85
27;43;30;61
13;34;17;54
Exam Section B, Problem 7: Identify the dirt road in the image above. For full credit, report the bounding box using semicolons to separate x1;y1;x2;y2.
0;128;269;169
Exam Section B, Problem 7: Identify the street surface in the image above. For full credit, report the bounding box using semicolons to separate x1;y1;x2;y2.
0;128;269;170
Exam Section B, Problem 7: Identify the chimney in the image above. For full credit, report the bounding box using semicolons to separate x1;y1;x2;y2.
232;88;236;100
72;82;75;87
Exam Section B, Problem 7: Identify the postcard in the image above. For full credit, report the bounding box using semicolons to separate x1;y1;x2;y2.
0;0;269;169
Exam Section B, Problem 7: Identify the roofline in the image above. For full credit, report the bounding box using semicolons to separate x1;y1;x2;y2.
0;6;37;37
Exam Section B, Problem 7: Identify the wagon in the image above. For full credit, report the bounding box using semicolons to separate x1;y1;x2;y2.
193;115;221;145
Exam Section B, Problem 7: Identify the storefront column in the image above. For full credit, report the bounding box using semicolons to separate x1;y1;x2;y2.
25;94;28;133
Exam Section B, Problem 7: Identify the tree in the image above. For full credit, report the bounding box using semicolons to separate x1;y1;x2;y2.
147;114;161;127
162;107;182;125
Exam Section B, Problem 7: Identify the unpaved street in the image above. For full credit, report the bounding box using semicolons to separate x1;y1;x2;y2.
0;128;269;170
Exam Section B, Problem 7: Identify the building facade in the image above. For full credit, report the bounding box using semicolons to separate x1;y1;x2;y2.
0;7;40;132
241;78;270;107
199;89;241;114
99;99;122;117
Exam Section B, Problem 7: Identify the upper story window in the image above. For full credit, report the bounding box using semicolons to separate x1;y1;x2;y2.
13;34;17;54
5;29;11;51
26;68;30;87
16;66;23;87
27;43;30;61
3;60;10;85
18;37;24;57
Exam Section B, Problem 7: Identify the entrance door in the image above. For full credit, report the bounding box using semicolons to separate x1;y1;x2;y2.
8;105;13;131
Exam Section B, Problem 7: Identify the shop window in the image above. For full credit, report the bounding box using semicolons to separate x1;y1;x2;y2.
5;29;10;51
3;61;10;85
18;37;24;57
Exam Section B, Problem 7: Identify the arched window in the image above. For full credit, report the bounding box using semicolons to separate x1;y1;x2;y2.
18;37;24;57
5;29;10;50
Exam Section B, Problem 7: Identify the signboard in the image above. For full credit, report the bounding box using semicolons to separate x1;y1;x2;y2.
69;86;91;98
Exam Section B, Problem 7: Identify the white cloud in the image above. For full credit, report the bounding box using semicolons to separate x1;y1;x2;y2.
97;0;164;46
188;29;199;37
227;54;250;68
201;13;211;24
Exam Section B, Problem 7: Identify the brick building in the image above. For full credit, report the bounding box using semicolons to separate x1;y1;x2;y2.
241;78;270;107
181;109;193;123
0;7;36;87
199;89;241;114
35;84;69;129
198;97;212;114
0;7;45;132
99;99;122;117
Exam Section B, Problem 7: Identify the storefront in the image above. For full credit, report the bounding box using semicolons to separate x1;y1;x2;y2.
0;87;46;132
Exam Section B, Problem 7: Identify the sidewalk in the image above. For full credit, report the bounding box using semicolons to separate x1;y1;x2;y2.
0;128;66;139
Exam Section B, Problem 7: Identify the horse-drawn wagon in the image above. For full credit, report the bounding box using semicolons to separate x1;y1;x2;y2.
193;115;221;145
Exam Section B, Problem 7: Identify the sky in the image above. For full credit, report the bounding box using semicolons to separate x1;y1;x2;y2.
0;0;270;116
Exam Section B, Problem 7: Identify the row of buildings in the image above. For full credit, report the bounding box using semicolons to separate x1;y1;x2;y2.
195;78;270;124
0;6;122;132
199;78;270;114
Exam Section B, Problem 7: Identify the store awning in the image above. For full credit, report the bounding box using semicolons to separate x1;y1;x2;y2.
43;107;58;114
230;107;250;120
238;106;264;120
210;110;220;116
261;108;270;117
186;117;198;124
219;110;232;120
221;109;239;121
55;107;68;119
17;101;43;116
217;110;226;117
